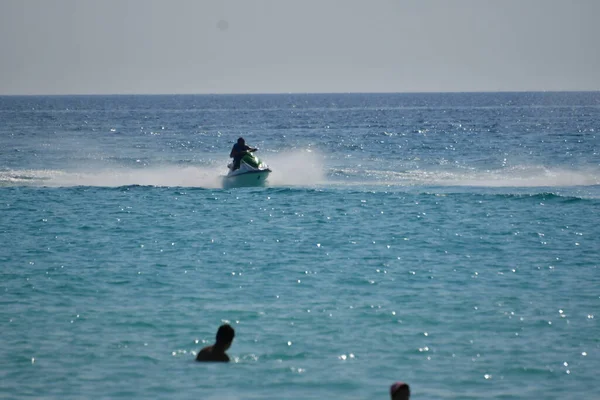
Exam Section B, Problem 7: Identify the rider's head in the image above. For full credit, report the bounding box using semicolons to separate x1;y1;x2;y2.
215;324;235;349
237;137;245;145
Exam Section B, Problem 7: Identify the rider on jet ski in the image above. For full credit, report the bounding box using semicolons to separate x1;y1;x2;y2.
229;137;257;170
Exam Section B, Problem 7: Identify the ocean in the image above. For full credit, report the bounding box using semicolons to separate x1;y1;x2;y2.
1;92;599;399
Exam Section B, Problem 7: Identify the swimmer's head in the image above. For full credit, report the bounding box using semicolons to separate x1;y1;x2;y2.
216;324;235;348
390;382;410;400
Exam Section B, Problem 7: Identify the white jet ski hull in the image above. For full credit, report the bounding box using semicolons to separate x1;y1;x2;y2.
223;169;271;188
222;151;271;188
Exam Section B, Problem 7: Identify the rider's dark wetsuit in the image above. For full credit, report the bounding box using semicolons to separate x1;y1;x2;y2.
230;142;253;170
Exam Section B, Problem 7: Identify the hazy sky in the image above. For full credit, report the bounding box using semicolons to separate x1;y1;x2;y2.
1;0;599;94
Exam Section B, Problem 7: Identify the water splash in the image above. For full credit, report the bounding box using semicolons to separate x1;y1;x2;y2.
265;150;326;187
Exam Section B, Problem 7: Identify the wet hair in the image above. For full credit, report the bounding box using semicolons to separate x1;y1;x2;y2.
216;324;235;344
237;137;245;144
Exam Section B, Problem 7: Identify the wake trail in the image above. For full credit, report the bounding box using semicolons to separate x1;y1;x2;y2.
0;150;327;189
330;165;600;188
3;154;598;191
0;167;225;188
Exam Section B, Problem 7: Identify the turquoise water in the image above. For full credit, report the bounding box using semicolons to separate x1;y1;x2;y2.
1;93;599;399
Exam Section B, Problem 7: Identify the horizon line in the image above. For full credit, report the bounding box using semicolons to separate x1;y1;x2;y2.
1;89;600;97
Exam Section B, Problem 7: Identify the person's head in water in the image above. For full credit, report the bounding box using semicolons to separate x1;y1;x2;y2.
390;382;410;400
237;137;245;145
216;324;235;349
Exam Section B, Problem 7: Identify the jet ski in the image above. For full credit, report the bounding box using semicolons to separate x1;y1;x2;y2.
223;151;271;188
